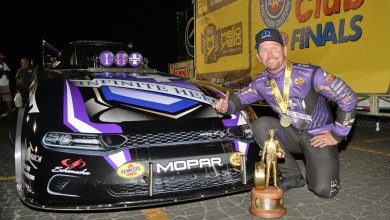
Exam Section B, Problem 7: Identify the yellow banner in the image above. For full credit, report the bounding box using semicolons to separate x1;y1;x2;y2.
196;0;390;93
195;0;251;84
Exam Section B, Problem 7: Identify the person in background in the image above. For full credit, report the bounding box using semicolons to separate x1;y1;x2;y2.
0;52;13;118
215;28;357;198
15;57;34;107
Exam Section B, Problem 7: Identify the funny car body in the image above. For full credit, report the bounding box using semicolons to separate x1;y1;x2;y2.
11;40;261;211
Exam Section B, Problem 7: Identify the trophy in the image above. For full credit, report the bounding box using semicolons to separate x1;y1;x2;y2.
249;128;287;218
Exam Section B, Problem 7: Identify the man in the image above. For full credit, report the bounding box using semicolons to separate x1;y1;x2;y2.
0;52;13;117
215;28;357;198
16;57;34;107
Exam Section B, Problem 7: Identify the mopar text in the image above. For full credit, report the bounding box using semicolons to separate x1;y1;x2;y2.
156;157;223;173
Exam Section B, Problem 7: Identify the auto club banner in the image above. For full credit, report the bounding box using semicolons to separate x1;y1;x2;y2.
195;0;390;93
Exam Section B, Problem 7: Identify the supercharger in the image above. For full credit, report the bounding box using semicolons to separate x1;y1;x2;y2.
156;157;223;173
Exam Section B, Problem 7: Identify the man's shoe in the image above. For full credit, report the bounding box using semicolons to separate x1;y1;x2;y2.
277;175;305;192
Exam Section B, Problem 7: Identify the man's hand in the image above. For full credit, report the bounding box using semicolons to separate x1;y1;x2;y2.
215;91;230;114
310;131;338;148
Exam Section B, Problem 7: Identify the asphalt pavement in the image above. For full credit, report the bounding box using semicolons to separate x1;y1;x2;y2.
0;111;389;220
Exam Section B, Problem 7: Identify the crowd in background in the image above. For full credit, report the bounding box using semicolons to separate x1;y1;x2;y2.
0;52;33;119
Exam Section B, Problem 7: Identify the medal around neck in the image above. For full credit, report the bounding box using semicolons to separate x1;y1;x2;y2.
280;115;291;127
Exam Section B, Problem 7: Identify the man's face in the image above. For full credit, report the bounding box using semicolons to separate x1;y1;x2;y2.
256;41;287;74
21;58;29;67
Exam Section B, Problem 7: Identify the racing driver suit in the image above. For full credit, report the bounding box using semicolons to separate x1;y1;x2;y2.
226;62;358;198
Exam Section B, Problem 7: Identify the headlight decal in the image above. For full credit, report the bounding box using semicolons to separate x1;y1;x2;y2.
103;148;132;170
42;132;103;150
234;139;249;156
63;78;122;133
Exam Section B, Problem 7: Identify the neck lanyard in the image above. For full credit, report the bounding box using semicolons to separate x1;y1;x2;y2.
269;62;291;114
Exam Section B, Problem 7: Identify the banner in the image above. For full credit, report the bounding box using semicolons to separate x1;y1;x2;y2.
195;0;251;88
195;0;390;93
169;60;195;78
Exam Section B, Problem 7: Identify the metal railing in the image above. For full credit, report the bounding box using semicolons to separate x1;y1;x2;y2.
356;93;390;117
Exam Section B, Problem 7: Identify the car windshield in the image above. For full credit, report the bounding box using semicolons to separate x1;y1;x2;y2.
49;41;136;69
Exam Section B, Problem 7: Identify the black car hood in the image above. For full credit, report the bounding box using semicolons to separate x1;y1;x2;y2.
58;70;229;134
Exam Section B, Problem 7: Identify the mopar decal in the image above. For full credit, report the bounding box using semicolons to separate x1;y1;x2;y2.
229;152;243;167
156;158;223;173
116;162;145;179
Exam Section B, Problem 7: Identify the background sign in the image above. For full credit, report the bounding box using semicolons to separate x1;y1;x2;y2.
169;60;195;78
195;0;390;93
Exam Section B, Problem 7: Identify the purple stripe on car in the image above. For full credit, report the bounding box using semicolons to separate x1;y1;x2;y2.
223;113;240;127
63;78;122;133
103;155;119;170
234;139;249;156
124;149;131;162
103;149;132;170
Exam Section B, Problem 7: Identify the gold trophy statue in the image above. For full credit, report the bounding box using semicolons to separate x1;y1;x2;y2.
249;128;287;218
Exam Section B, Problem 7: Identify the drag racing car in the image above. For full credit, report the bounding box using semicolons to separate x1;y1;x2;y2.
11;40;261;211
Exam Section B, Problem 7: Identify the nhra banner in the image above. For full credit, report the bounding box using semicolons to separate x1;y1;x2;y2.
195;0;390;93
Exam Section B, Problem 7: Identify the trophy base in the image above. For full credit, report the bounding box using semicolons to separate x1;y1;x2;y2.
249;186;286;219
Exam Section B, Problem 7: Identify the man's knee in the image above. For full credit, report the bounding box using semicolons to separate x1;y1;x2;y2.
309;180;340;198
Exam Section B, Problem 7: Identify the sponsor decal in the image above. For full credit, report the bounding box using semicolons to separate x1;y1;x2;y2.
52;158;91;176
325;73;335;83
199;130;226;138
102;86;199;114
229;152;244;166
70;78;217;106
329;179;340;197
156;157;223;173
293;77;305;85
259;0;292;28
170;60;194;78
201;22;243;63
26;145;42;170
116;162;145;179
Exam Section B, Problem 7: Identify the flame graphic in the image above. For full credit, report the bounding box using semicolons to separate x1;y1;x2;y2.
61;158;86;170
